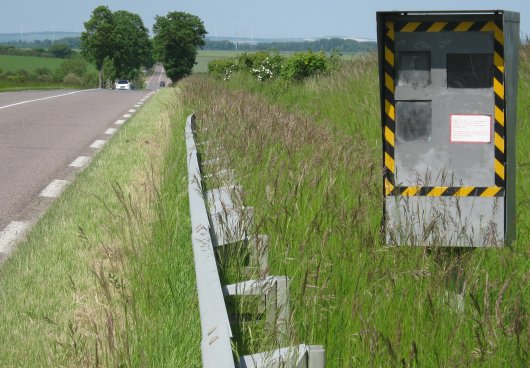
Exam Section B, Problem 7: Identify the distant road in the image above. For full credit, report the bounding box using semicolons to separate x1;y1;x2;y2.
146;63;172;90
0;88;151;255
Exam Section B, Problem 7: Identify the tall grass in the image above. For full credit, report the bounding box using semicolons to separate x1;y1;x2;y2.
128;96;201;367
223;53;380;141
180;50;529;366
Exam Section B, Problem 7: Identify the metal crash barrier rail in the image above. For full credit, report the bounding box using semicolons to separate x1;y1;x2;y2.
185;114;325;367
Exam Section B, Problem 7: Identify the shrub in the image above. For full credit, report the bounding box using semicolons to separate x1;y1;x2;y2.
208;58;238;80
208;52;287;82
129;69;144;90
14;69;30;82
249;53;285;82
280;50;328;81
237;51;268;71
6;75;22;83
208;51;335;83
34;67;52;77
63;73;83;85
55;57;89;81
34;67;54;81
48;43;73;59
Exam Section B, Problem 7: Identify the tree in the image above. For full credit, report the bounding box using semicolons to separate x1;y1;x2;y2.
80;6;115;88
81;7;153;88
102;56;117;89
48;43;73;58
152;12;206;83
112;11;152;80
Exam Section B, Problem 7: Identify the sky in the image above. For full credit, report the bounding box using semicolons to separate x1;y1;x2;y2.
0;1;529;40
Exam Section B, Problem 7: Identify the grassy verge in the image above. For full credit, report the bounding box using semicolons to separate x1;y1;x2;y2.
0;88;201;367
180;51;529;366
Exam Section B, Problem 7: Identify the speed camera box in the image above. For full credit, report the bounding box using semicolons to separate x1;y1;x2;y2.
376;10;519;246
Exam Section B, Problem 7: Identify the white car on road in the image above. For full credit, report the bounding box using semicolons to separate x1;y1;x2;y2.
115;80;132;90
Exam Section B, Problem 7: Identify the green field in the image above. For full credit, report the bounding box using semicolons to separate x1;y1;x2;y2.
0;54;64;72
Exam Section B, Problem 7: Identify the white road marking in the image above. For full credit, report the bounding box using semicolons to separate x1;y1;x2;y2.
90;139;106;149
69;156;90;168
123;113;132;118
128;109;136;113
105;128;117;135
40;179;70;198
0;89;96;110
114;119;126;125
134;104;141;107
0;221;30;254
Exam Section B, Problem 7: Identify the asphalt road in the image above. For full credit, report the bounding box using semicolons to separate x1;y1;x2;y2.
0;88;152;250
146;63;172;90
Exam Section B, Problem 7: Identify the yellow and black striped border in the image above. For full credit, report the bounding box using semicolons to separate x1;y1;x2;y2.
383;20;505;198
388;186;503;197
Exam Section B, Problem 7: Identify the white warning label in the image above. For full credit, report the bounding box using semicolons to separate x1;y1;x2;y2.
450;115;491;143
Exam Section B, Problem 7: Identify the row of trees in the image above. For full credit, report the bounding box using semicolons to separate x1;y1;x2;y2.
204;38;376;53
0;43;75;58
80;6;206;88
0;37;81;49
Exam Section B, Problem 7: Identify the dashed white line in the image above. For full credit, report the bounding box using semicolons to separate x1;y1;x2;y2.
128;109;136;113
0;221;30;255
105;128;117;135
90;139;106;149
114;119;126;125
40;179;70;198
69;156;90;168
0;89;96;110
123;113;132;118
134;104;141;107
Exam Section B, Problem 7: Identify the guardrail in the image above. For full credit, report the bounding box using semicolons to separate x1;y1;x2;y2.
185;114;326;367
